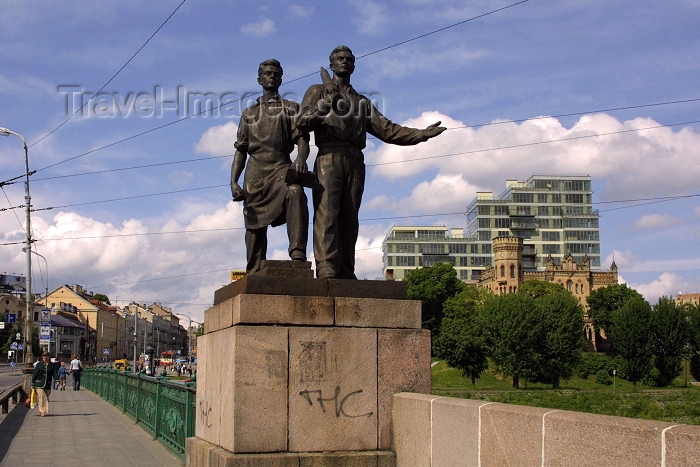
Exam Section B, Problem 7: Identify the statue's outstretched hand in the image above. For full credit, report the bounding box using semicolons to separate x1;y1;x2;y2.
423;121;447;139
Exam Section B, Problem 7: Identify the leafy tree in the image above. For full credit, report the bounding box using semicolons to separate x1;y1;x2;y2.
649;297;691;386
519;279;566;298
574;351;615;379
587;283;644;337
433;285;489;386
93;294;111;305
530;285;584;388
687;303;700;381
480;293;539;388
405;262;466;340
610;297;653;388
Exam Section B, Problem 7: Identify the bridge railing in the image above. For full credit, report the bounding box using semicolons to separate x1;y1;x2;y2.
81;367;195;462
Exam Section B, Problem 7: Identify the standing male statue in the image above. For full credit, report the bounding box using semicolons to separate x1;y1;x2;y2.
231;59;309;273
297;45;446;279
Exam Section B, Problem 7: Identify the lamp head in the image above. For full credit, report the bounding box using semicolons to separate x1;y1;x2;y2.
0;128;12;137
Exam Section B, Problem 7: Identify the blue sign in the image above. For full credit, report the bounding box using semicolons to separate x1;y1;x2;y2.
10;342;17;350
9;362;14;368
6;313;16;323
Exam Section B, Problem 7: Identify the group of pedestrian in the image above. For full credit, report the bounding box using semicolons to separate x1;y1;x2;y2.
173;363;193;377
30;353;83;417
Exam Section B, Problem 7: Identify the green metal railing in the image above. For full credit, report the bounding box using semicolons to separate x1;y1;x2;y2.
82;367;195;462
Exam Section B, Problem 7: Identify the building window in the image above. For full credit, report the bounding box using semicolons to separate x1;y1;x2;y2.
510;265;516;278
500;265;505;277
395;243;414;253
450;244;467;254
567;280;573;293
478;218;491;228
566;194;584;204
494;205;509;215
396;256;414;266
542;231;560;241
495;218;511;228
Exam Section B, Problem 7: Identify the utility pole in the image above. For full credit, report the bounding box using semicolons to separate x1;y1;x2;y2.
133;306;138;373
1;127;34;392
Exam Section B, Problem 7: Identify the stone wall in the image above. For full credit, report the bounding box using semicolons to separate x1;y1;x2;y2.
393;392;700;466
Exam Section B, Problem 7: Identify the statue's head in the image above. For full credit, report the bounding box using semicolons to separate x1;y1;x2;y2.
258;58;283;77
329;46;355;77
257;59;283;90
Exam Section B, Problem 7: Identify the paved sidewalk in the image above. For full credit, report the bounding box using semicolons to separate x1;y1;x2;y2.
0;385;181;466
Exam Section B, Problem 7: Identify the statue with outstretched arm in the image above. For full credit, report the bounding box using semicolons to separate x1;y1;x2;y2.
296;45;445;280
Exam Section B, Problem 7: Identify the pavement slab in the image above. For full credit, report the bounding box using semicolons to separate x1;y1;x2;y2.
0;386;181;466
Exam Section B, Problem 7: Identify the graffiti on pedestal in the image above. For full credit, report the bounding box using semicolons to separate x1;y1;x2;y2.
299;386;374;419
198;398;213;428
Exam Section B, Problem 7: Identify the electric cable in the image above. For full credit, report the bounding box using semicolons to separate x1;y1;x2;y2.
20;118;700;212
27;0;533;175
28;0;189;149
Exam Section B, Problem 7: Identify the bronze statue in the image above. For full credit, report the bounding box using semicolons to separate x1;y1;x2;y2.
297;46;446;279
231;59;309;273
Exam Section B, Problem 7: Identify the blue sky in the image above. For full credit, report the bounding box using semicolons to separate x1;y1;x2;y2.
1;0;699;321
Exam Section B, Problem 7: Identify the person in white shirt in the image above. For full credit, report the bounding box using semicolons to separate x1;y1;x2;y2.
69;354;82;390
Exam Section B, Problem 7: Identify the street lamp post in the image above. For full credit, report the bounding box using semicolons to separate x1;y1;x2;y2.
0;127;34;376
176;313;201;366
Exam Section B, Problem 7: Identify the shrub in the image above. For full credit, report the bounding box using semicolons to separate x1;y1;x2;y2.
595;369;612;385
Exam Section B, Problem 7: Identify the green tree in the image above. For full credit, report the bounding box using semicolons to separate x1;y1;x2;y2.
93;294;111;305
531;285;584;388
519;279;565;298
611;297;653;388
405;262;466;341
687;303;700;381
480;293;538;388
587;283;644;337
433;285;489;386
649;297;691;386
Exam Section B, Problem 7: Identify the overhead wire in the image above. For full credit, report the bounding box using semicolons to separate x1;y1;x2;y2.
17;192;699;244
28;0;189;149
18;118;700;212
5;97;694;186
25;0;533;176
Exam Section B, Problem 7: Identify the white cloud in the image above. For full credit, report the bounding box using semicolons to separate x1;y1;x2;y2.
241;18;276;37
290;5;313;17
195;121;238;156
631;214;682;230
631;272;692;304
368;112;700;207
349;0;390;35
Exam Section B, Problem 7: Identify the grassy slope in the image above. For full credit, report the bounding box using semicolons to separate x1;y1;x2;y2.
431;360;700;426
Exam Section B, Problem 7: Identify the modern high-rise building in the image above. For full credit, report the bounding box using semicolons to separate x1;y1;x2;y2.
383;175;601;281
465;174;600;270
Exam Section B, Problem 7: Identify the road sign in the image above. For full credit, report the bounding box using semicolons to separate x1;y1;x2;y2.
41;308;51;325
10;342;17;350
40;324;51;340
0;322;4;329
6;313;16;323
10;362;14;368
103;349;110;355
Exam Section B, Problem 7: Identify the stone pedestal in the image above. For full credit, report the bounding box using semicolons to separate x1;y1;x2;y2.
188;271;430;466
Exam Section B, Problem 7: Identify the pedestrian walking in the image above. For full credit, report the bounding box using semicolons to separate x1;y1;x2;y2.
31;351;59;416
58;361;68;390
70;354;83;390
